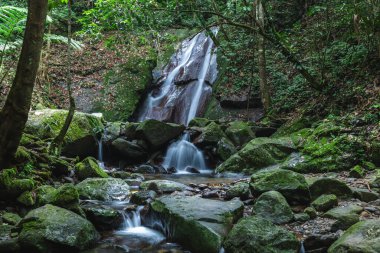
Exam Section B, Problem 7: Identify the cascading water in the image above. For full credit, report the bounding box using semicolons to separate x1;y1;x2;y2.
162;133;207;173
96;130;105;169
138;29;218;173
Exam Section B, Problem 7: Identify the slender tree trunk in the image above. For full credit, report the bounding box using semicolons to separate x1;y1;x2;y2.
256;0;271;112
0;0;48;168
49;0;76;156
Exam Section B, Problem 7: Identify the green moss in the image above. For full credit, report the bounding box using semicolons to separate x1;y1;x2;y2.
311;194;338;212
349;165;365;178
75;157;108;180
17;191;35;206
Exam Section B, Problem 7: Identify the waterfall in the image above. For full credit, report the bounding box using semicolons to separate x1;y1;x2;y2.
138;29;218;125
138;29;218;173
96;133;105;169
162;133;207;173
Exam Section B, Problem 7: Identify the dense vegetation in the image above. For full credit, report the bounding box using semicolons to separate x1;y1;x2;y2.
0;1;379;253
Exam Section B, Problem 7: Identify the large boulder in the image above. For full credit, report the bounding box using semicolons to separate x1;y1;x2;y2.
250;169;311;204
225;121;255;147
223;216;299;253
308;177;353;200
150;195;244;253
76;178;130;201
194;122;227;147
18;204;99;252
111;138;148;160
75;157;108;180
252;191;294;224
216;137;237;161
35;184;79;211
217;137;296;174
80;202;123;231
328;219;380;253
135;119;185;149
25;109;104;158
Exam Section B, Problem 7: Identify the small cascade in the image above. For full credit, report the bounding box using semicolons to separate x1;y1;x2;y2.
121;206;143;229
96;133;105;169
162;133;207;173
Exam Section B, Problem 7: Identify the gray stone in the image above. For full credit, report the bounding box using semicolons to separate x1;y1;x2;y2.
140;180;189;193
309;177;352;200
150;195;244;253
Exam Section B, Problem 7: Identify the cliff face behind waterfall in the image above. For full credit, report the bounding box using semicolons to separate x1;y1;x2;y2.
138;31;218;125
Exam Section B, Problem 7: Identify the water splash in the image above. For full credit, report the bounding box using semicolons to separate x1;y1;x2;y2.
162;133;207;173
96;128;107;169
121;206;144;229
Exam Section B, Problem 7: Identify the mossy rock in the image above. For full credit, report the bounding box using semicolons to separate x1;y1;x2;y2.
250;169;311;204
18;204;99;252
194;122;227;147
80;202;123;231
35;184;79;212
349;165;365;178
17;191;35;206
135;120;185;149
25;109;104;158
225;182;250;200
216;137;237;161
323;204;363;220
75;157;108;180
150;195;243;253
140;180;188;193
216;137;296;175
225;121;255;147
304;207;317;219
223;216;299;253
76;178;130;201
1;212;21;225
309;177;352;200
188;118;213;127
0;169;35;200
328;219;380;253
311;194;338;212
252;191;294;224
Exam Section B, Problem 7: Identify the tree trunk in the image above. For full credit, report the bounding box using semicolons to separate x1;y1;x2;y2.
256;0;271;112
0;0;48;168
49;0;76;156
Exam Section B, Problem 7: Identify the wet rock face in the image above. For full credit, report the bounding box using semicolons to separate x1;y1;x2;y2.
80;202;123;231
75;157;108;180
18;204;99;252
223;216;299;253
150;195;244;253
328;219;380;253
138;31;218;125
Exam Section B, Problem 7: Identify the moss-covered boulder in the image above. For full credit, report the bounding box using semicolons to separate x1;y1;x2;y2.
111;138;148;160
18;204;99;252
225;121;255;147
194;122;227;147
75;157;108;180
17;191;35;206
311;194;338;212
140;180;189;193
353;188;379;202
25;109;104;158
35;184;79;209
252;191;294;224
80;202;122;231
150;195;243;253
76;178;130;201
0;169;35;200
223;216;299;253
309;177;353;200
225;182;250;200
1;212;21;225
217;138;296;174
135;119;185;149
323;204;363;220
250;169;311;204
216;138;237;161
0;223;20;253
328;219;380;253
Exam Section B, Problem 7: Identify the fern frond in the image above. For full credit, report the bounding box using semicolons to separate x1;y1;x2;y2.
45;34;84;50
